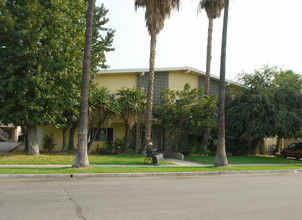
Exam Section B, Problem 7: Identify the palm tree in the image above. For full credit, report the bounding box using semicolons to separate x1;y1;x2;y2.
199;0;224;151
72;0;95;168
214;0;229;167
135;0;180;148
87;87;119;153
116;88;146;153
200;0;225;94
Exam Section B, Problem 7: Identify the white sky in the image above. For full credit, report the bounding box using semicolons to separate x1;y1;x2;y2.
96;0;302;80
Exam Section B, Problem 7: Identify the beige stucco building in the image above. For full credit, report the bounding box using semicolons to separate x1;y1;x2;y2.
38;66;242;153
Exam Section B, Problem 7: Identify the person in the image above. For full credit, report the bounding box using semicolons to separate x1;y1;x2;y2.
146;142;158;166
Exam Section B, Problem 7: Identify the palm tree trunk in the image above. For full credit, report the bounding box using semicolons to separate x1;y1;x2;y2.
214;0;229;167
144;31;157;148
201;18;214;152
72;0;95;168
205;17;213;96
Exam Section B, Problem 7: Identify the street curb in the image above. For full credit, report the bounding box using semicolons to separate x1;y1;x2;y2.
1;169;301;179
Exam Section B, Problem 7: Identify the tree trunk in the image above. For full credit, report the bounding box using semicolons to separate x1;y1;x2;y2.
251;139;261;156
274;136;283;155
124;122;130;153
72;0;95;168
87;127;99;154
61;127;68;152
68;122;77;151
135;122;141;154
201;18;214;152
21;125;28;153
201;129;209;151
205;17;213;96
144;31;157;150
28;125;39;156
214;0;229;167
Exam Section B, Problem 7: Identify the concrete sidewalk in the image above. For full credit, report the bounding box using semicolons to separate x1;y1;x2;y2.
0;159;204;168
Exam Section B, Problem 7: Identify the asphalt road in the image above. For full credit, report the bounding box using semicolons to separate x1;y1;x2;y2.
1;173;302;220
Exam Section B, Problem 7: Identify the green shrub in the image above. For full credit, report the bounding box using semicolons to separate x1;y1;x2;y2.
97;139;123;155
43;133;56;152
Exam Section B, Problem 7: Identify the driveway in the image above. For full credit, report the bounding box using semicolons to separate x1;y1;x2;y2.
0;142;21;154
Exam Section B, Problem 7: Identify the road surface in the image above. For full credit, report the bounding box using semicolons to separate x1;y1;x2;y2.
1;173;301;220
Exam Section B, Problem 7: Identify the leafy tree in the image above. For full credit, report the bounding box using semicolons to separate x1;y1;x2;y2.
215;0;229;167
87;86;119;153
0;0;87;156
226;66;302;155
154;83;218;153
0;1;114;157
116;88;146;153
199;0;224;150
135;0;180;148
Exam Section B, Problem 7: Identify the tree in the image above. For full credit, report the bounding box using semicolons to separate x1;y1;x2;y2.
87;86;119;153
214;0;229;167
199;0;224;150
61;4;115;153
116;88;146;153
135;0;180;148
226;66;302;155
199;0;224;96
72;0;95;168
154;83;218;153
0;0;87;156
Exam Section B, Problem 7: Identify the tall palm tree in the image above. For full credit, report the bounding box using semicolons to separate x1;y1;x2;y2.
135;0;180;147
214;0;229;167
200;0;225;94
72;0;95;168
199;0;224;151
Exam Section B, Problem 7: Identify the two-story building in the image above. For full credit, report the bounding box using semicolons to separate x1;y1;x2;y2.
40;66;241;153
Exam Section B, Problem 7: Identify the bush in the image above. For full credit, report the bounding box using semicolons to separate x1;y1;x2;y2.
43;133;56;152
97;139;123;155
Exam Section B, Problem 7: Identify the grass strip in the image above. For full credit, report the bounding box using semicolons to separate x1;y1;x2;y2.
1;165;302;174
185;155;302;164
0;153;173;165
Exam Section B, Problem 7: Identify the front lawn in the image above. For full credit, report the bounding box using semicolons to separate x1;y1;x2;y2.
185;155;302;164
0;153;173;165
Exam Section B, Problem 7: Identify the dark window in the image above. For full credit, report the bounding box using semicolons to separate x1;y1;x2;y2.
295;143;302;149
93;128;113;141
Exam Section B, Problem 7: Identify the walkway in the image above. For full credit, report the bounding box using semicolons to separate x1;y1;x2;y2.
0;142;21;154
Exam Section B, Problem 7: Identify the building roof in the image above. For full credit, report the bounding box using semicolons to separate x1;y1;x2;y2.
97;66;243;88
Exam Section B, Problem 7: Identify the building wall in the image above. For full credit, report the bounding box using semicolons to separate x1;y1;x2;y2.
89;122;125;152
40;122;126;153
169;71;199;91
94;74;137;92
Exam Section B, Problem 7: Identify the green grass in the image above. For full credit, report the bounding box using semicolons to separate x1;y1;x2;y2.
185;155;302;164
1;165;302;174
0;153;173;165
1;153;302;174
